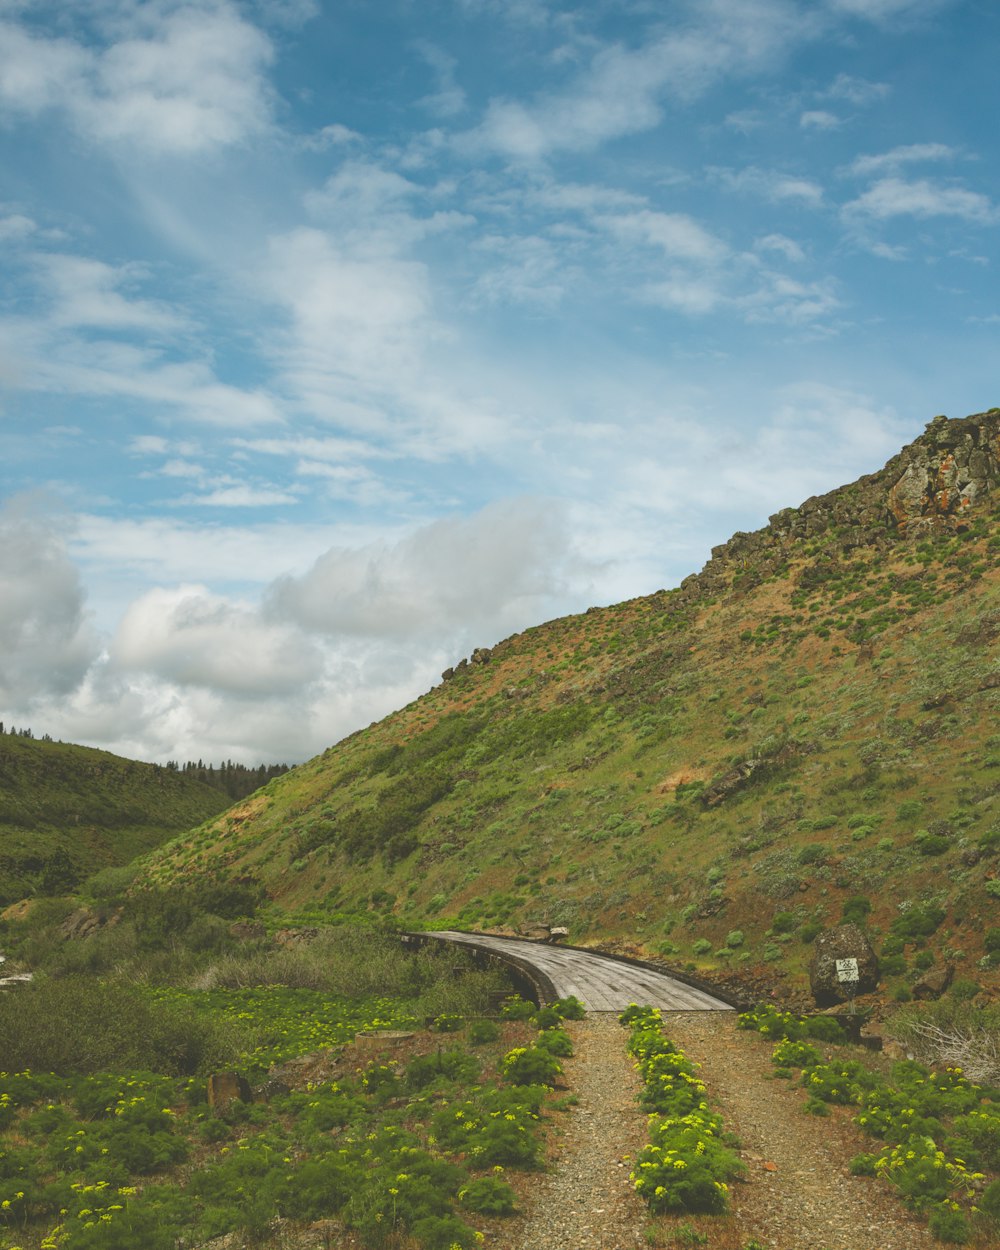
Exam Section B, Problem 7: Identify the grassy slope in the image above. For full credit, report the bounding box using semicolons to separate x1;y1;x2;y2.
142;414;1000;1001
0;736;229;900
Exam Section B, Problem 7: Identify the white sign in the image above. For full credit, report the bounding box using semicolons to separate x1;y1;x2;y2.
836;958;860;983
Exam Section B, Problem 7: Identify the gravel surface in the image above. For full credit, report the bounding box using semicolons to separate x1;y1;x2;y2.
501;1015;650;1250
496;1011;940;1250
652;1012;938;1250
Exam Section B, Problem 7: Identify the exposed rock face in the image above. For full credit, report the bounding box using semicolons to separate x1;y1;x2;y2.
888;414;999;532
809;923;880;1006
670;410;1000;613
58;907;119;941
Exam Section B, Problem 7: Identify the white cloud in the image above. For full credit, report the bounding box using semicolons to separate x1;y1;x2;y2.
822;73;890;105
111;584;323;697
0;212;36;241
844;177;996;223
800;110;840;130
723;108;766;133
0;3;274;155
601;210;727;263
847;142;958;177
36;253;187;332
755;233;806;262
472;234;567;306
712;166;824;206
72;514;346;591
266;497;594;642
826;0;950;20
0;498;99;704
178;484;299;508
460;0;819;159
741;272;841;325
299;122;363;150
415;40;467;118
641;276;726;316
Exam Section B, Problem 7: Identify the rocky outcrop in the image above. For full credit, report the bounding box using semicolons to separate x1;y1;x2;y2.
441;646;493;683
809;923;880;1006
669;410;1000;612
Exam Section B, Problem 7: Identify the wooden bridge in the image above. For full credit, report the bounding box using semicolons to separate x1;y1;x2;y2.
423;930;736;1012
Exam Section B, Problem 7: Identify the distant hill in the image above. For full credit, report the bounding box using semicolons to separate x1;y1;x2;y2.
141;410;1000;1003
0;736;232;902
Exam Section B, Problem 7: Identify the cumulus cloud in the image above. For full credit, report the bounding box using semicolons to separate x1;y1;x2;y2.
266;498;594;643
0;3;274;154
111;584;323;697
0;499;99;705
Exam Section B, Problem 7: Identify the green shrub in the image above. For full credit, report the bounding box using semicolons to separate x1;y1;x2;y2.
0;978;251;1075
500;1045;561;1087
771;911;796;934
692;938;712;956
552;995;586;1020
532;1006;564;1030
891;904;946;941
406;1049;479;1089
726;930;745;948
458;1175;518;1216
535;1028;573;1057
500;996;536;1020
841;895;871;926
467;1018;500;1044
411;1213;481;1250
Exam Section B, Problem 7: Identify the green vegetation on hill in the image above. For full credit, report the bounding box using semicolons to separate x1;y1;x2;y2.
0;736;231;903
140;411;1000;1004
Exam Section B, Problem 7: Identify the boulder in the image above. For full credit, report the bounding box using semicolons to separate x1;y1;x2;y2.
808;923;880;1006
207;1072;252;1111
913;964;954;1000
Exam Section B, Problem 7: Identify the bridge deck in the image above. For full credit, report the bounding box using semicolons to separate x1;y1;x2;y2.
426;931;734;1012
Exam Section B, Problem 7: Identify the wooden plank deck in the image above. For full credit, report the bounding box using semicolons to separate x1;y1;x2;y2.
426;930;734;1012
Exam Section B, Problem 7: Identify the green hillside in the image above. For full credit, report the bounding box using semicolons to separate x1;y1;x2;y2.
142;410;1000;1004
0;736;230;902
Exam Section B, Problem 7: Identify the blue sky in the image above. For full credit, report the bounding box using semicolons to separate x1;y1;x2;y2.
1;0;997;765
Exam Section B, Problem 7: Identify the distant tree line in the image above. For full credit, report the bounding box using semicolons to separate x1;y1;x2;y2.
0;724;52;741
0;723;293;803
163;759;293;801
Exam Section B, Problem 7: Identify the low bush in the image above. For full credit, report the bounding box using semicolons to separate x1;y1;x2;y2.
621;1006;744;1216
0;978;252;1075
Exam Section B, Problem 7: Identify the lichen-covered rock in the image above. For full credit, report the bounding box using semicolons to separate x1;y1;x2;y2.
809;923;880;1006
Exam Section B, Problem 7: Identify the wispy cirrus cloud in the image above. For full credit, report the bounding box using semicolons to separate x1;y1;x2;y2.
458;0;820;160
846;142;959;177
711;165;825;206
